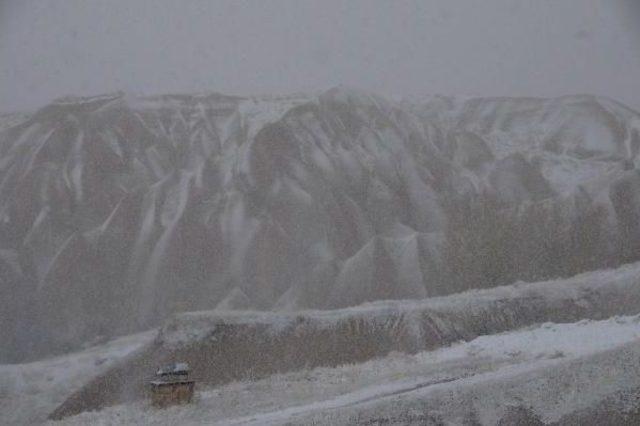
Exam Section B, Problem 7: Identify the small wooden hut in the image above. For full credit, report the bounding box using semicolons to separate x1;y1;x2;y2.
150;362;195;408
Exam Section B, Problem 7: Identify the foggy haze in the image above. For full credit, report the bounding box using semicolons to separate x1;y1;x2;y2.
1;0;640;112
4;2;640;424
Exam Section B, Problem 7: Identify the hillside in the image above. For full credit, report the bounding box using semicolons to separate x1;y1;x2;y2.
1;263;638;424
1;88;640;361
46;262;640;421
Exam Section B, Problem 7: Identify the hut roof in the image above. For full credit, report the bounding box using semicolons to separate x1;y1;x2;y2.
156;362;190;376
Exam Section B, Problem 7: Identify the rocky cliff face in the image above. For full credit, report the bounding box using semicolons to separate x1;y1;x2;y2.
2;88;640;361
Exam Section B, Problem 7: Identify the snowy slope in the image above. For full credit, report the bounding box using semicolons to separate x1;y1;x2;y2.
1;88;640;361
50;315;640;425
45;262;640;421
0;331;154;426
0;112;30;132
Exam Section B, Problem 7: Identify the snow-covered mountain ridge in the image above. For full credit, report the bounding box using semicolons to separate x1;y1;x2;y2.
2;87;640;361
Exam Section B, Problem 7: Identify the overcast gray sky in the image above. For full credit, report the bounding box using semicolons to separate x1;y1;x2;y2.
1;0;640;112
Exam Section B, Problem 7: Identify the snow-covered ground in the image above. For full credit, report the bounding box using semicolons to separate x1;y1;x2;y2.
48;315;640;425
0;331;155;426
157;260;640;351
3;263;640;424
